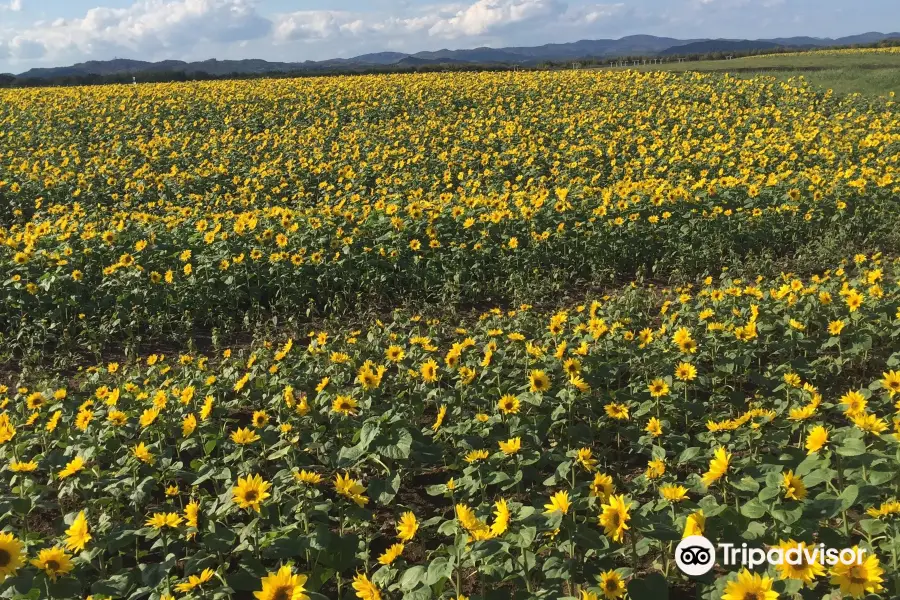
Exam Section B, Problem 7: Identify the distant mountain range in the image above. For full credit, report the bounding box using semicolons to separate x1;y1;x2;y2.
9;31;900;80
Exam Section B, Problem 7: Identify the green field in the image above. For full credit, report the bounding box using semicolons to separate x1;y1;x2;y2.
601;50;900;97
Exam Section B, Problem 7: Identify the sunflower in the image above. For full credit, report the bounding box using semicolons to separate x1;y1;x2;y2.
590;472;615;500
660;484;688;503
185;499;200;531
498;437;522;455
0;532;25;580
645;417;663;437
419;359;439;382
30;547;73;581
58;456;85;479
64;511;91;553
464;449;489;463
133;442;154;464
576;447;597;471
352;573;381;600
598;570;626;599
182;413;197;437
700;446;731;487
844;289;863;312
882;370;900;396
683;510;705;538
378;543;405;566
25;392;44;410
528;370;550;393
648;378;669;397
782;470;807;501
645;458;665;479
332;395;359;416
334;472;369;507
431;405;447;432
231;427;260;445
497;394;520;415
852;413;888;436
145;512;183;529
599;495;631;543
253;565;309;600
674;362;697;381
385;345;405;362
107;410;127;426
722;569;778;600
562;357;581;376
604;403;629;420
252;410;269;428
543;490;570;515
396;512;419;541
840;390;867;416
490;498;510;537
9;460;37;473
233;474;272;512
294;470;323;485
774;540;825;584
175;568;216;593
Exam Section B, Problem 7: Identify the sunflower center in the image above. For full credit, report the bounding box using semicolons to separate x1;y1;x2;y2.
0;549;10;567
46;560;60;571
743;594;762;600
271;585;292;600
245;490;258;502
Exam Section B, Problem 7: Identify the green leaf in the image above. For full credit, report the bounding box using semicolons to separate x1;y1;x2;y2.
378;428;413;460
860;518;888;536
740;498;767;519
368;472;401;505
678;447;701;464
730;476;760;493
403;588;433;600
836;438;866;457
202;525;236;552
91;574;133;597
839;485;858;510
400;566;427;591
425;557;452;585
627;572;669;600
867;470;895;486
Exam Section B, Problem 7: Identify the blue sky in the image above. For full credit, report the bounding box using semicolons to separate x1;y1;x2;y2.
0;0;896;73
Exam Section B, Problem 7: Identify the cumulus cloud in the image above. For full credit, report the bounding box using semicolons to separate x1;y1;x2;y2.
578;3;628;23
1;0;23;11
273;11;369;42
2;0;271;62
428;0;567;38
272;0;574;49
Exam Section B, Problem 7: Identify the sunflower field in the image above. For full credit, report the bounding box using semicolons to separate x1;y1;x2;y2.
0;70;899;600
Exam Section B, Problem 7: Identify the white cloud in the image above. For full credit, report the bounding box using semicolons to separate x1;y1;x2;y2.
428;0;567;38
273;11;369;42
564;3;628;24
272;0;572;48
2;0;272;62
1;0;23;11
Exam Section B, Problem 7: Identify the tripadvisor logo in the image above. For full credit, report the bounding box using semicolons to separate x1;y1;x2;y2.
675;535;866;576
676;536;716;576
